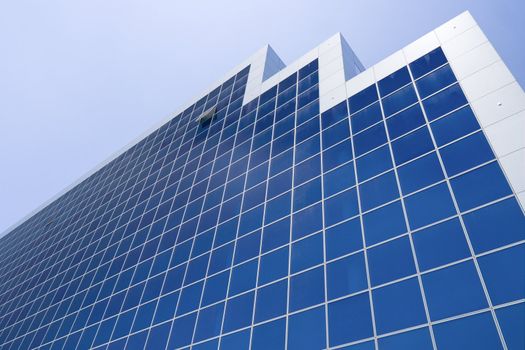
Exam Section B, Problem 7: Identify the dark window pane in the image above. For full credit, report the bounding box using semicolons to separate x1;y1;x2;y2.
324;161;356;197
378;327;433;350
431;105;480;146
252;318;286;350
326;218;363;260
391;127;434;165
324;188;359;226
356;145;393;182
413;218;470;271
291;233;323;273
463;198;525;253
398;152;444;194
405;182;456;229
288;307;326;350
327;252;367;299
321;101;348;129
410;47;448;79
350;102;382;134
363;200;407;246
423;83;467;121
328;293;374;346
423;260;487;320
378;66;411;96
290;267;325;311
349;84;378;113
386;103;426;139
382;84;418;117
373;277;427;334
255;280;287;322
451;162;512;211
440;131;494;176
416;64;457;98
368;236;416;286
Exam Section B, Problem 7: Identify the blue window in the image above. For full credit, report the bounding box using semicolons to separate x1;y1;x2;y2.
239;205;264;236
185;254;209;284
154;292;179;324
194;303;224;342
463;198;525;253
326;218;363;260
202;271;229;306
413;218;470;271
324;188;359;227
354;123;387;157
255;280;288;322
294;177;322;211
423;260;487;320
349;84;378;113
248;161;269;187
359;171;399;211
298;73;319;94
293;203;323;240
294;155;321;186
262;217;290;253
274;114;294;139
168;312;197;349
350;102;382;134
323;120;350;149
299;59;318;79
223;292;254;332
496;303;525;350
252;318;286;350
410;47;448;79
279;72;297;92
193;339;218;350
441;131;494;176
423;83;468;121
229;260;257;296
328;293;374;346
295;135;320;164
243;182;266;211
296;116;319;143
398;152;444;194
209;242;234;275
145;322;171;350
379;66;411;96
323;140;353;171
373;277;427;334
192;230;214;258
268;169;292;199
478;244;525;305
297;99;319;125
416;64;457;98
290;267;325;311
113;309;136;339
271;130;294;156
163;265;185;294
368;236;416;286
451;162;512;211
327;252;367;300
215;218;238;247
324;161;356;197
363;200;406;245
265;192;291;223
378;327;433;350
356;145;392;182
288;306;326;350
133;301;156;332
178;281;203;315
234;230;261;264
321;100;348;129
391;126;434;165
220;329;250;350
258;246;288;285
405;183;456;229
382;84;418;117
433;312;503;350
431;105;480;146
386;103;426;139
270;150;293;176
291;233;323;273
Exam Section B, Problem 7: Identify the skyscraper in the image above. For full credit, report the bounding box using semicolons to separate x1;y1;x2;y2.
0;10;523;350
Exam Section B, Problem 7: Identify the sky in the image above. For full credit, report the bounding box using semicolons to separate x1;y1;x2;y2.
1;0;524;235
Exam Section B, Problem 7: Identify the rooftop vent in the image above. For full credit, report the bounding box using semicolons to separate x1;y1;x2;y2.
196;106;216;124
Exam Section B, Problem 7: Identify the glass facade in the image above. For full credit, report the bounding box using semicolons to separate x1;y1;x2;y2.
0;45;523;350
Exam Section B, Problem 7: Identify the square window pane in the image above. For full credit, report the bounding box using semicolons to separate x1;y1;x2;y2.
328;293;374;346
327;252;367;299
405;183;456;229
290;267;325;311
368;236;416;286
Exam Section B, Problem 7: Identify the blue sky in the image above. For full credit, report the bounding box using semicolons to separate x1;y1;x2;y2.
1;0;523;234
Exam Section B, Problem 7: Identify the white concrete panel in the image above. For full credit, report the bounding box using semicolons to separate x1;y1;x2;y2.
459;61;515;101
470;82;525;126
403;31;441;63
441;26;488;61
449;41;500;81
517;191;525;210
319;33;342;54
319;69;346;96
484;111;525;157
346;69;375;98
435;11;477;43
320;83;347;113
319;57;344;81
500;148;525;194
373;50;406;81
319;45;343;67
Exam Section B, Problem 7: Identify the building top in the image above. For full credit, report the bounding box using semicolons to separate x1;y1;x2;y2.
2;10;524;239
